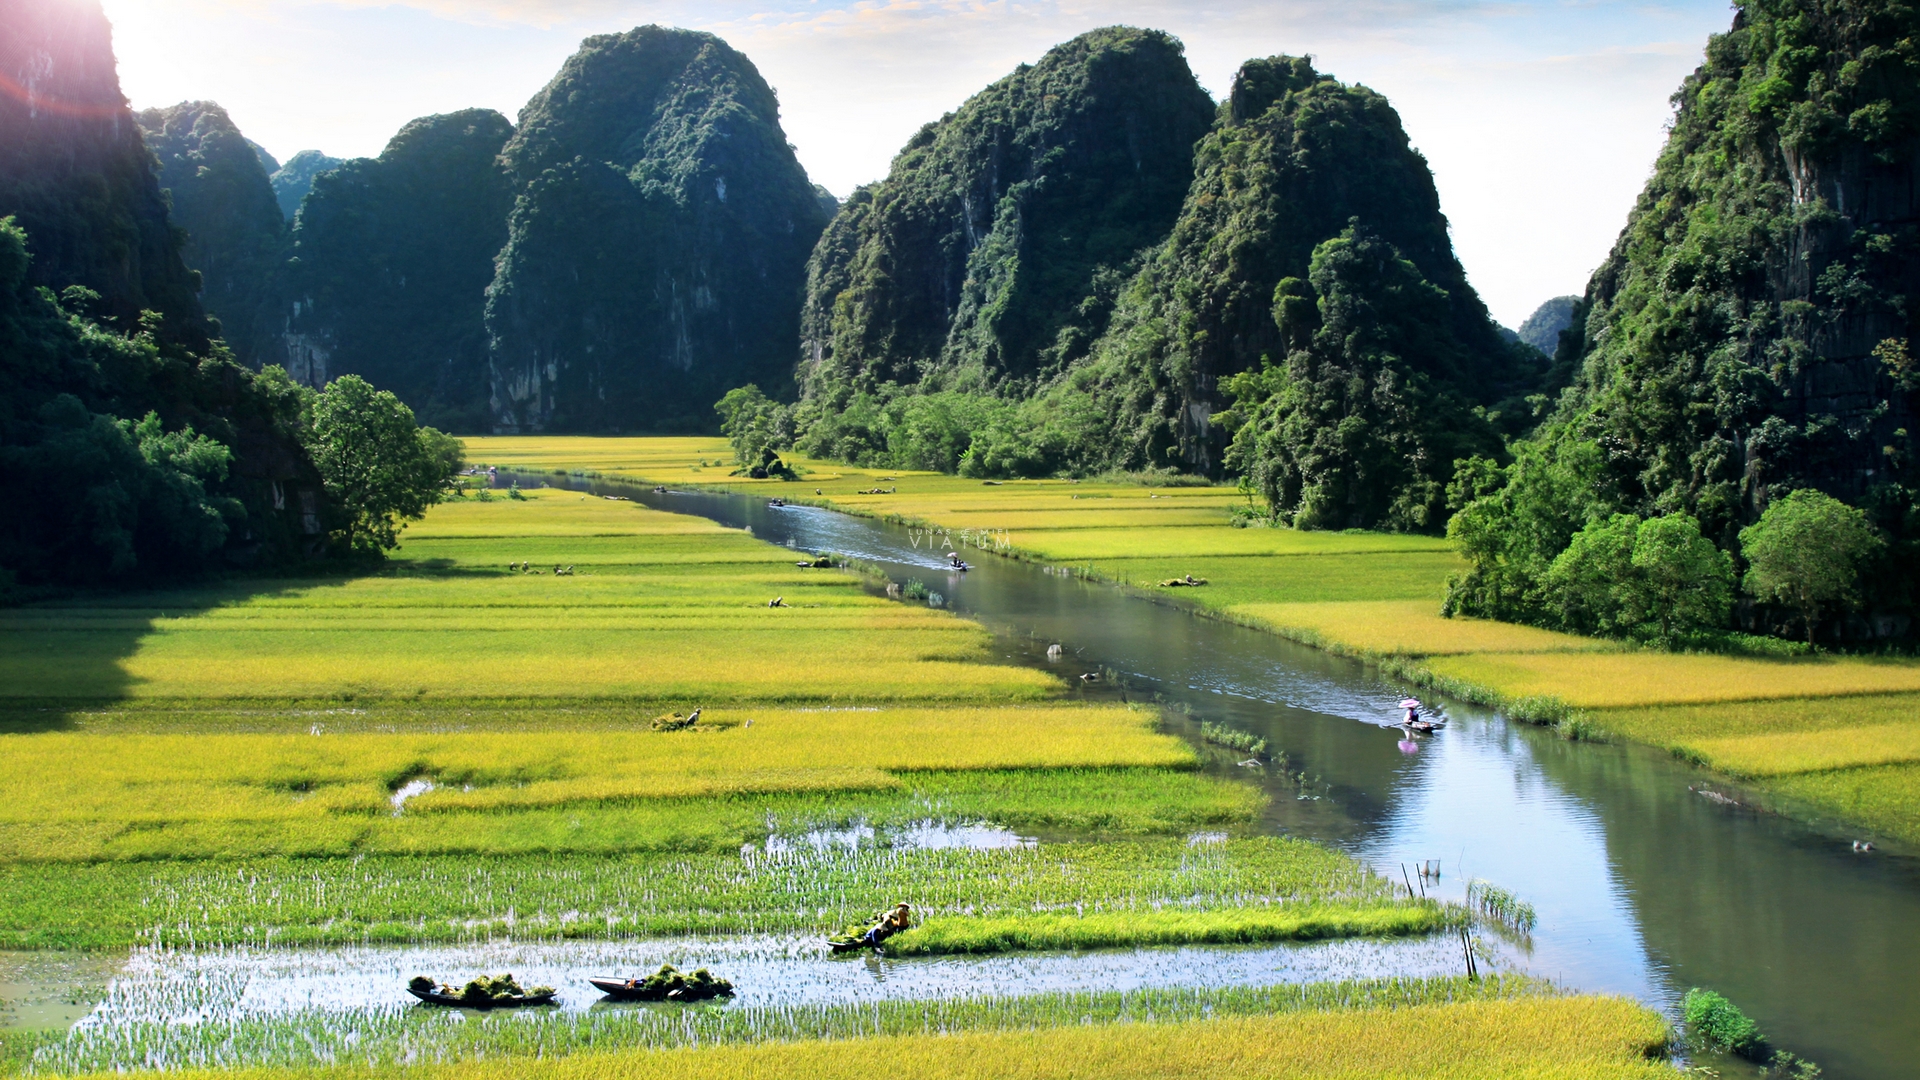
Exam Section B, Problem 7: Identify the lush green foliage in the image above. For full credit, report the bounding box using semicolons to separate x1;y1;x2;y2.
488;27;829;434
1684;987;1767;1059
1448;0;1920;636
887;904;1447;955
794;25;1213;463
1740;488;1884;641
1219;225;1505;530
773;50;1538;499
309;374;462;551
0;217;319;587
134;101;287;366
284;110;514;431
1545;512;1733;643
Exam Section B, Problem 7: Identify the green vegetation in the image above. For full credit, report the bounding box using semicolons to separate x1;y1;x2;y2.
487;26;829;433
134;101;287;366
1447;0;1920;641
886;904;1448;956
283;110;514;430
0;216;319;588
1511;295;1579;358
308;374;463;551
1684;987;1766;1059
793;26;1213;473
1544;512;1733;645
1741;489;1886;644
0;978;1610;1077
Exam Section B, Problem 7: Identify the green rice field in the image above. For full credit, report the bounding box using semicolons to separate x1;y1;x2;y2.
465;435;1920;848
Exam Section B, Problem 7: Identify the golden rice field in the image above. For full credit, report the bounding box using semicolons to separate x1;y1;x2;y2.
124;997;1673;1080
458;437;1920;847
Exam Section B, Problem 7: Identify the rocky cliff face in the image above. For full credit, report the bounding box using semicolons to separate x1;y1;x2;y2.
798;27;1214;405
486;26;828;433
0;0;208;345
279;109;514;431
135;101;287;364
1552;0;1920;545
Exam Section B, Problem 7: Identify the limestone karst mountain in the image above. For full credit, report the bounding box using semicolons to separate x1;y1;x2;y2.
0;0;209;346
485;26;830;433
135;101;287;364
279;109;515;430
270;149;345;221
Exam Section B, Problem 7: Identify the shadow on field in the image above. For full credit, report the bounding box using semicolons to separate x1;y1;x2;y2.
0;572;348;733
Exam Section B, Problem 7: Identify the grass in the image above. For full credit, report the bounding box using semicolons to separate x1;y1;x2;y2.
1231;600;1606;657
1420;652;1920;709
28;991;1671;1079
885;904;1450;955
0;836;1389;949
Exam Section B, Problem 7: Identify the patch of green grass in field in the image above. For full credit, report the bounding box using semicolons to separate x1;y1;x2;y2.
0;837;1385;949
887;904;1451;955
1228;600;1604;656
28;989;1668;1080
1420;651;1920;709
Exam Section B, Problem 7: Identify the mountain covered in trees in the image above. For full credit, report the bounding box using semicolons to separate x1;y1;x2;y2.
768;42;1541;525
134;101;287;365
270;150;344;221
1450;0;1920;637
797;26;1215;429
485;26;830;433
1511;295;1580;357
280;109;515;431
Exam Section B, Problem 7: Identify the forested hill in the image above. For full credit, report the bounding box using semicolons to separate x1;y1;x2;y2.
798;27;1214;407
1449;0;1920;632
135;101;287;365
485;26;829;434
0;0;208;347
270;150;344;221
281;109;515;432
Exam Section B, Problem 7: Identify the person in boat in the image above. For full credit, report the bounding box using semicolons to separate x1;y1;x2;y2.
856;903;914;947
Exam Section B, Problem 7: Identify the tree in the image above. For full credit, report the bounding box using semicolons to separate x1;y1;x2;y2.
309;375;462;552
1740;489;1885;644
1546;512;1731;645
1625;513;1733;645
714;385;793;468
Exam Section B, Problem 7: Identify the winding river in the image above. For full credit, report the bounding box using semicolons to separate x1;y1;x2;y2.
612;479;1920;1080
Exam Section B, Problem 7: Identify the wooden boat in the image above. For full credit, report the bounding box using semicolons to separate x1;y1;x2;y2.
827;936;871;953
590;965;734;1001
406;985;555;1009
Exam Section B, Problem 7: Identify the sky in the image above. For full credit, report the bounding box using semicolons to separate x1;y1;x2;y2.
98;0;1737;328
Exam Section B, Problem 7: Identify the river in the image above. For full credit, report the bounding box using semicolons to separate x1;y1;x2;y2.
612;479;1920;1080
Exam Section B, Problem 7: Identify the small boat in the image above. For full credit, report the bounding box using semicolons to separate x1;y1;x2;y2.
827;937;871;953
406;976;555;1009
591;964;734;1001
768;498;787;508
946;552;971;571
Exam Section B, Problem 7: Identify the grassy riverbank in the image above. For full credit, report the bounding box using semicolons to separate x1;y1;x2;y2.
465;435;1920;847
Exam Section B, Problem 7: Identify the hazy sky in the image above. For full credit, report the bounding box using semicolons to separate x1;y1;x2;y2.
99;0;1736;327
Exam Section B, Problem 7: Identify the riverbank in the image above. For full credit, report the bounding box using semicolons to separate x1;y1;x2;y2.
462;435;1920;849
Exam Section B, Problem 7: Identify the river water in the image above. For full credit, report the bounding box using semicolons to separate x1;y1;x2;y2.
607;480;1919;1080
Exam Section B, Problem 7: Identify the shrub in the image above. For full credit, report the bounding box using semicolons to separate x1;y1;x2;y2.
1740;489;1885;644
1683;987;1765;1059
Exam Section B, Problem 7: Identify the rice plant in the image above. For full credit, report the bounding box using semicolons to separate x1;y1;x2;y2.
1199;722;1267;759
1464;881;1537;937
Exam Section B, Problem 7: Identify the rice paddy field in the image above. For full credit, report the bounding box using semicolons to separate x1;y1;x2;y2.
464;436;1920;848
2;460;1650;1078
